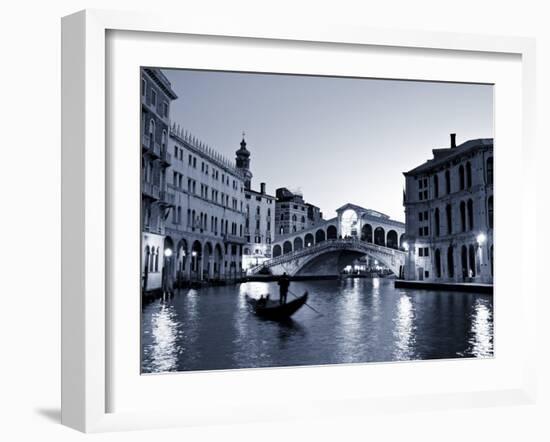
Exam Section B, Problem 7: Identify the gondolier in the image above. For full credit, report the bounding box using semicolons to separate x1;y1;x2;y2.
278;272;290;304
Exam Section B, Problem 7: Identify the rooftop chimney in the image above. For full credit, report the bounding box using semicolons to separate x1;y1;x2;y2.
260;182;266;194
450;133;457;149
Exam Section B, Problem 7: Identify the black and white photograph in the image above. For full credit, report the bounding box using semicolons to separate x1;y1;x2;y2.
140;67;494;374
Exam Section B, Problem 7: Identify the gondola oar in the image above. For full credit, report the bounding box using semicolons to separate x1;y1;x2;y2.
288;289;323;316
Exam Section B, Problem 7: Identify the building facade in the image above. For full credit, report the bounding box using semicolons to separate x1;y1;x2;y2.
141;68;178;293
242;183;276;271
402;134;494;284
141;68;250;294
274;188;323;237
163;128;248;288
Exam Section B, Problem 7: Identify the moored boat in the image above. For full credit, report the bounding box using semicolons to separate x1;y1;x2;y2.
245;292;309;320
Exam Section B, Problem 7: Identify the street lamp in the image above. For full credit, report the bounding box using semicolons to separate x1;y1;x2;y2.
402;241;409;251
476;233;487;245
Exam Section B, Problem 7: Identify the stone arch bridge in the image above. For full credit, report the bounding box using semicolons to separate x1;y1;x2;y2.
251;203;406;277
251;238;406;277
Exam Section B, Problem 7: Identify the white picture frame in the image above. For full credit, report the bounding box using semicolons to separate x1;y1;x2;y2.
61;9;537;433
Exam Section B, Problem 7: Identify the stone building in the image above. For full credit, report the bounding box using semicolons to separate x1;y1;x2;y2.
274;188;323;236
402;134;494;284
141;68;178;293
141;68;251;295
163;128;248;288
242;182;276;271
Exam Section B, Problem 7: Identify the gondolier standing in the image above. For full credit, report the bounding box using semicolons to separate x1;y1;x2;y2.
278;272;290;305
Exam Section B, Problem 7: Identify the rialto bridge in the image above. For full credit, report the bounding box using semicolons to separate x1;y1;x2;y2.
250;203;406;277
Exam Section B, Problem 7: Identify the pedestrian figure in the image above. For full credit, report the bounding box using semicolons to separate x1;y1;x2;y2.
278;272;290;305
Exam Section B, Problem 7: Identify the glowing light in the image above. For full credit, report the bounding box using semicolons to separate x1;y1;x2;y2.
476;233;487;245
192;251;198;257
164;248;173;257
307;242;312;247
403;241;409;251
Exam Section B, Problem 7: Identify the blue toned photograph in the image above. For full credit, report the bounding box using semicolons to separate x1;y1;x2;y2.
140;68;494;373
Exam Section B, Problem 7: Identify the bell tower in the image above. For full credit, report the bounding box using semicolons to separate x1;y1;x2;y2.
235;132;253;189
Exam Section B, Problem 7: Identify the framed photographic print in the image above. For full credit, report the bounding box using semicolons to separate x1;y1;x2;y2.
62;9;537;432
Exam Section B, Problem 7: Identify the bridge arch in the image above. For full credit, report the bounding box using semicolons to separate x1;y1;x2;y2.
305;233;314;247
293;237;303;251
387;230;398;249
315;229;326;243
327;224;338;240
361;224;373;242
273;244;282;257
283;240;293;255
374;227;385;246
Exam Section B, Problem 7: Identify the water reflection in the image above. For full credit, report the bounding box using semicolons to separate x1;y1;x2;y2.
393;294;416;360
147;303;180;372
468;297;494;357
141;278;493;373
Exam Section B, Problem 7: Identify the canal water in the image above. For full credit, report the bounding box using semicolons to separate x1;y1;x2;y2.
141;278;493;373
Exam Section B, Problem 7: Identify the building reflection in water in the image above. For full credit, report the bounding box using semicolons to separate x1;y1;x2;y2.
149;302;180;372
468;297;494;357
393;294;417;360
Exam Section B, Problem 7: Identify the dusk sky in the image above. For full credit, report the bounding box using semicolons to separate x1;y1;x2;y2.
163;69;493;222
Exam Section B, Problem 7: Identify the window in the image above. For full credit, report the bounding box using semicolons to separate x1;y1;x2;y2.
460;201;466;232
434;174;439;198
151;89;157;107
488;195;494;229
162;101;168;118
419;248;424;256
467;199;474;230
435;249;441;278
445;170;451;194
434;208;440;236
459;165;465;190
141;78;146;96
188;154;192;165
466;162;472;188
487;157;494;184
446;204;452;234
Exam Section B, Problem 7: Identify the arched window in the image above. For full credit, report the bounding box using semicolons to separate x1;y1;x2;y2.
460;201;466;232
488;195;494;229
280;213;284;220
435;249;441;278
434;208;440;237
149;247;155;272
459;165;465;190
434;174;439;198
486;157;494;185
461;245;468;280
154;247;159;272
467;199;474;230
161;130;167;151
468;244;476;277
256;206;260;215
446;204;453;235
267;208;271;217
445;170;451;194
144;246;150;273
466;162;472;188
447;246;454;278
301;216;305;223
292;214;297;222
490;245;494;276
148;119;155;148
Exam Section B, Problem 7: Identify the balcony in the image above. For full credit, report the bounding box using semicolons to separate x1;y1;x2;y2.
159;190;175;206
142;182;159;200
159;148;172;165
142;135;161;158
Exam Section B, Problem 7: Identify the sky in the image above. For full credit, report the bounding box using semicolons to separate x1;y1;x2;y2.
162;69;493;222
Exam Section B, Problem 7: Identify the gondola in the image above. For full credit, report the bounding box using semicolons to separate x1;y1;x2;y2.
245;292;309;320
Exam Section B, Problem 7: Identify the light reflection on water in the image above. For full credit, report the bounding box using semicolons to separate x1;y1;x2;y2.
141;278;494;373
